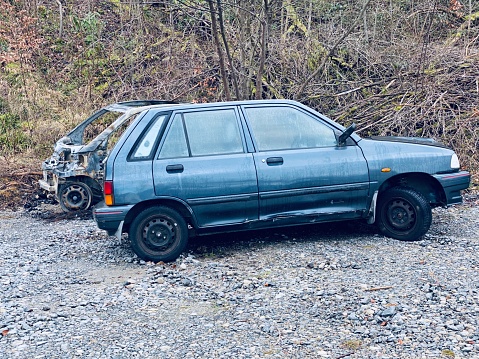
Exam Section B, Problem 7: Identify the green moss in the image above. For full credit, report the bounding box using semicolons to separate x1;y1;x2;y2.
342;339;362;351
441;349;455;358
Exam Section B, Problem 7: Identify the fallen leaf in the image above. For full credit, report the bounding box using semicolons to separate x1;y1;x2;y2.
1;329;8;336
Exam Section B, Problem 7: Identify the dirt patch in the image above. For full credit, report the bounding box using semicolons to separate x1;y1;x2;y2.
0;163;93;221
0;155;39;201
0;172;42;209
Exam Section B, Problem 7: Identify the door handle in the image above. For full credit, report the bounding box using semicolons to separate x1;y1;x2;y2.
266;157;283;165
166;164;184;173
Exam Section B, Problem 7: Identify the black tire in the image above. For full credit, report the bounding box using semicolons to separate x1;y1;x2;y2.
377;187;432;241
58;182;93;212
129;206;188;262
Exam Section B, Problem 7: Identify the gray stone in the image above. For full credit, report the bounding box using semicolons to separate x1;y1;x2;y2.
380;307;397;317
0;205;478;358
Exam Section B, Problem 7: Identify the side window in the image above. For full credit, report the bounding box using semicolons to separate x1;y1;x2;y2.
131;114;167;159
245;107;337;151
183;109;243;156
158;114;189;159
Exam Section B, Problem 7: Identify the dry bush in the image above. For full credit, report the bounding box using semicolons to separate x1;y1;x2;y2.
311;44;479;170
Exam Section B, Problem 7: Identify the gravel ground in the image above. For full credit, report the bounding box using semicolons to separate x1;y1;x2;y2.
1;200;479;359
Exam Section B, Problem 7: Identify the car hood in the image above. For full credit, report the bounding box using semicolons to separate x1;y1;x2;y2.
365;136;449;149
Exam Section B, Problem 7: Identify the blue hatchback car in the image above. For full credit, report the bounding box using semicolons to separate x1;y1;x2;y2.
93;100;470;262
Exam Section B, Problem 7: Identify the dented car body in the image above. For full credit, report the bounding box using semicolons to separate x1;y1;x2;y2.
92;100;470;262
39;100;177;211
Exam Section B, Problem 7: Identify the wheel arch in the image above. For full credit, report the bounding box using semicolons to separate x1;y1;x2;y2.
58;175;103;202
59;175;102;193
122;198;196;235
377;172;446;207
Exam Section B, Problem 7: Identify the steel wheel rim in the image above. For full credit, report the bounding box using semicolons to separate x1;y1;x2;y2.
384;198;416;232
61;184;91;210
142;217;176;252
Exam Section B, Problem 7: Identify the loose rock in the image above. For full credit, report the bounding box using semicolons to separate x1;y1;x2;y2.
0;202;478;358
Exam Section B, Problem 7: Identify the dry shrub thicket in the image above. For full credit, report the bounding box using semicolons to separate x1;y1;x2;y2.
0;0;478;173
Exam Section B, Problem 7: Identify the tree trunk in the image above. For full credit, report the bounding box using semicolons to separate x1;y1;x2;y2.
216;0;240;100
55;0;63;39
255;0;270;100
207;0;231;100
255;21;266;100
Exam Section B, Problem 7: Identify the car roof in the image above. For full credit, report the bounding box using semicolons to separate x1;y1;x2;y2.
138;99;352;135
138;99;328;118
104;100;179;113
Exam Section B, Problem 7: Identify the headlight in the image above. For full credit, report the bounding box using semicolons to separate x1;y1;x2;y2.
451;154;460;169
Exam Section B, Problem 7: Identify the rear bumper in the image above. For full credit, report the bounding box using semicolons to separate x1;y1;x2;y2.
93;201;134;236
39;170;58;194
434;171;471;205
39;179;55;193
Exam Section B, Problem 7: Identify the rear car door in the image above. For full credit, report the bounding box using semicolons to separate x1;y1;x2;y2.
152;107;258;227
242;104;370;220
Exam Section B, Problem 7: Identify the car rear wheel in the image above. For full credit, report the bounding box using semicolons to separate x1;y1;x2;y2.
377;187;432;241
129;206;188;262
58;182;93;212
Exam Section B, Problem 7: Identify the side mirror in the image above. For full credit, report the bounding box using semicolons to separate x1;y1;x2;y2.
338;123;356;146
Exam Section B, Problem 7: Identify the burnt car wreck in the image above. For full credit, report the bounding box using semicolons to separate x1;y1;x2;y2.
39;100;177;211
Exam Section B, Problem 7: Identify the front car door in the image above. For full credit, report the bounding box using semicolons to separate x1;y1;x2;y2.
242;104;370;221
151;106;258;227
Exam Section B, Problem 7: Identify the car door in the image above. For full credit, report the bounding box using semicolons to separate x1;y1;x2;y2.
152;107;258;227
242;104;370;221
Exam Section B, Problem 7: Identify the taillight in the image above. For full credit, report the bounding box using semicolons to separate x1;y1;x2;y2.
104;180;114;206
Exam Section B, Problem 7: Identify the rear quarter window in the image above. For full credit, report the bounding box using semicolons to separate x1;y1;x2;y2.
131;114;168;159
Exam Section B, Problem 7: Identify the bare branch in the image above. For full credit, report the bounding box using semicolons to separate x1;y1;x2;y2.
295;0;373;100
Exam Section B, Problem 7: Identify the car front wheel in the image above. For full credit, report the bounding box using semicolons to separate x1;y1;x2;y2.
129;206;188;262
377;187;432;241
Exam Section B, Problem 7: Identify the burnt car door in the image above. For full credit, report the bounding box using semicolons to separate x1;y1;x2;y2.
152;107;258;227
242;104;370;221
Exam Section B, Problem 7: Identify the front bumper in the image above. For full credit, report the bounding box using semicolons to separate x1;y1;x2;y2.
93;201;134;236
433;171;471;205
